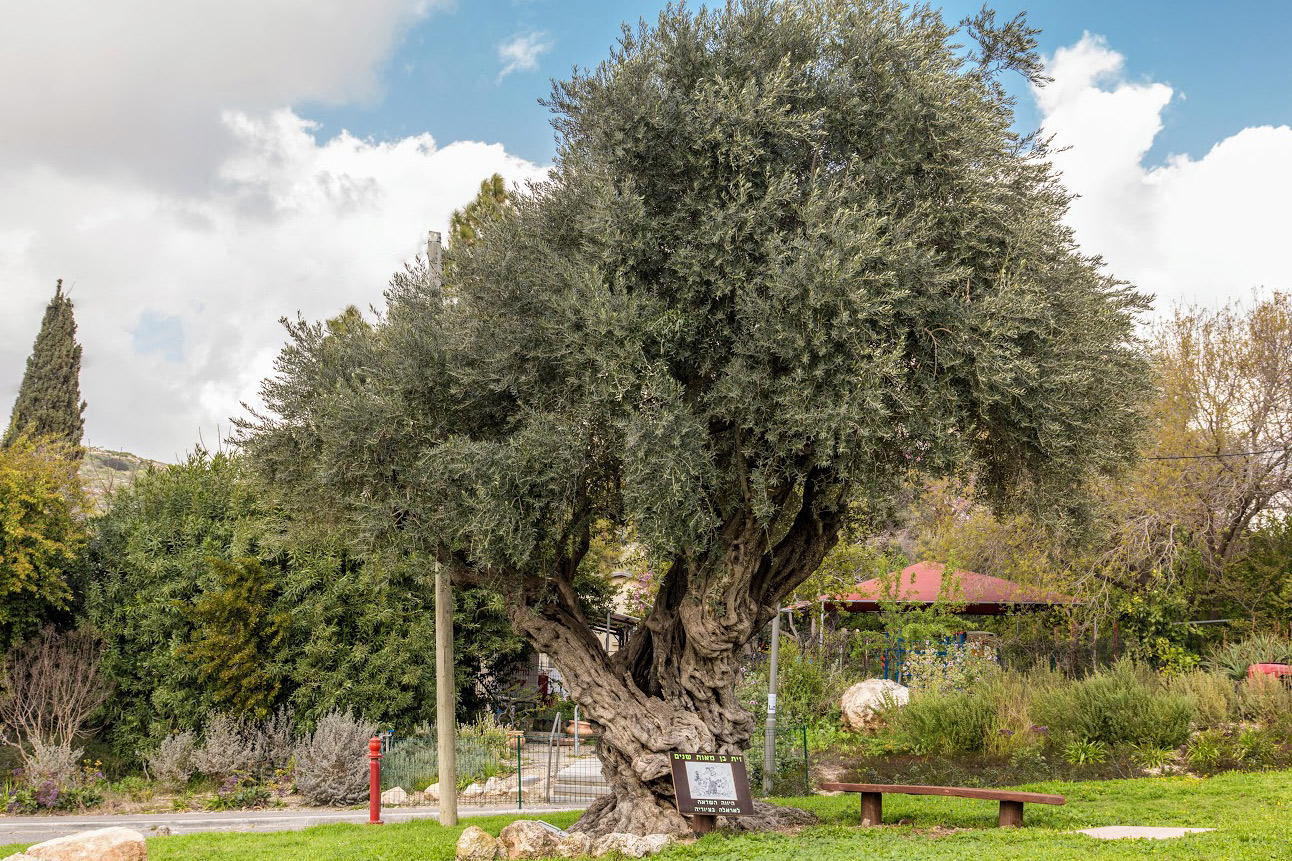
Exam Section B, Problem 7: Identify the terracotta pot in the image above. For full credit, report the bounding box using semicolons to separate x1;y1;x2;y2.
565;720;595;737
506;730;526;750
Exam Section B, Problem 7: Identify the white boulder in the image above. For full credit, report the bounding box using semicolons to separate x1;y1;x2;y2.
381;786;409;805
840;679;909;731
25;827;147;861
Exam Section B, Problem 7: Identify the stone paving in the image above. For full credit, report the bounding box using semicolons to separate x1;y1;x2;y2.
1077;826;1215;840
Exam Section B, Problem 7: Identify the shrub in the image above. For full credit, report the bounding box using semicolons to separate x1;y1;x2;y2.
26;740;81;787
248;707;296;773
736;636;853;750
982;671;1040;757
457;712;509;760
148;731;197;789
294;710;376;805
193;714;257;781
1233;726;1275;766
1030;660;1194;750
205;776;272;810
1129;743;1176;770
1186;729;1224;769
889;687;995;755
4;752;104;812
0;627;106;780
1169;670;1237;728
1007;744;1046;770
109;775;154;802
1206;634;1292;681
1063;738;1109;765
1237;674;1292;724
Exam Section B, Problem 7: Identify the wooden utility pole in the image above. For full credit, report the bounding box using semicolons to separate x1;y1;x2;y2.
435;556;458;825
427;230;458;826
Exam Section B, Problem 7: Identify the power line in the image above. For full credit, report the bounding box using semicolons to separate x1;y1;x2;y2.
1145;447;1290;461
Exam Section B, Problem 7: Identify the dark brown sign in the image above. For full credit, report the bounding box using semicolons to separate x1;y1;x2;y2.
669;752;755;817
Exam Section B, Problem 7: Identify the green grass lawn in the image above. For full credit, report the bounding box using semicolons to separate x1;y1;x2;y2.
3;770;1290;860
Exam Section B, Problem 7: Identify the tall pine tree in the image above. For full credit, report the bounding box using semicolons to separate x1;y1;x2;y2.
4;280;86;456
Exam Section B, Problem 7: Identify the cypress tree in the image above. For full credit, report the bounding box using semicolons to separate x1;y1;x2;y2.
3;280;86;455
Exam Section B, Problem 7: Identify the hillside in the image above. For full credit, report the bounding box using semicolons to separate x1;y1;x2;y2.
79;446;166;508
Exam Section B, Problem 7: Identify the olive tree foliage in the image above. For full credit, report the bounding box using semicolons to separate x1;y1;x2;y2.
238;1;1149;834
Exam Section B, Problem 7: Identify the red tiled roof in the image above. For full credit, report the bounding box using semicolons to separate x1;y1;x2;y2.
814;561;1079;615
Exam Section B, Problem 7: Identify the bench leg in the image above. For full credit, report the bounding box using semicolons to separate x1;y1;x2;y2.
860;792;882;826
998;800;1024;828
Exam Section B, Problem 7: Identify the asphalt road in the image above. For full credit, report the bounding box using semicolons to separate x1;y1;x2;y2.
0;803;583;845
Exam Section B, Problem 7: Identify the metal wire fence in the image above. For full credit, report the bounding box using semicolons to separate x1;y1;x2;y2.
378;719;811;808
745;724;811;797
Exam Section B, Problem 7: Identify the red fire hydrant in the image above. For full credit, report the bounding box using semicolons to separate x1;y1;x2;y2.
369;736;383;825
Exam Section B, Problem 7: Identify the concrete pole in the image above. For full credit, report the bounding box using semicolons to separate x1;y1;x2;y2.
435;556;458;826
763;605;780;795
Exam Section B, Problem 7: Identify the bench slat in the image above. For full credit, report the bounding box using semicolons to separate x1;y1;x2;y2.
819;782;1066;805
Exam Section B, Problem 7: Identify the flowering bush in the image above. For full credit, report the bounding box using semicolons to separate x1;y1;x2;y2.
293;710;376;805
149;730;198;789
193;714;258;781
4;757;105;813
901;644;999;693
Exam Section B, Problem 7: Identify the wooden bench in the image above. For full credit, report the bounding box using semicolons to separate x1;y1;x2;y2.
819;782;1066;828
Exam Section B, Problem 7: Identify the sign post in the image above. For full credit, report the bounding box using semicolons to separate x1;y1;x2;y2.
669;752;754;835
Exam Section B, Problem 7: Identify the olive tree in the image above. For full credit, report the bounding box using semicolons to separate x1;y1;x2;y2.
238;1;1149;834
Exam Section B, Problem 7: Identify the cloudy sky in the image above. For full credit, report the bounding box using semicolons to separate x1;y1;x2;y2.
1;1;1289;462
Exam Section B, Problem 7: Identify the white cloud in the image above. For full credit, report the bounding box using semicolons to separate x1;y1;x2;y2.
1035;35;1292;311
0;0;551;462
497;31;552;83
0;0;447;186
0;113;548;461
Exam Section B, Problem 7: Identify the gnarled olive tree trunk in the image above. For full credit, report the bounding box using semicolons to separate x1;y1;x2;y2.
499;501;841;836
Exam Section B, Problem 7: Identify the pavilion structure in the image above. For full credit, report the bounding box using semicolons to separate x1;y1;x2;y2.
817;560;1080;616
